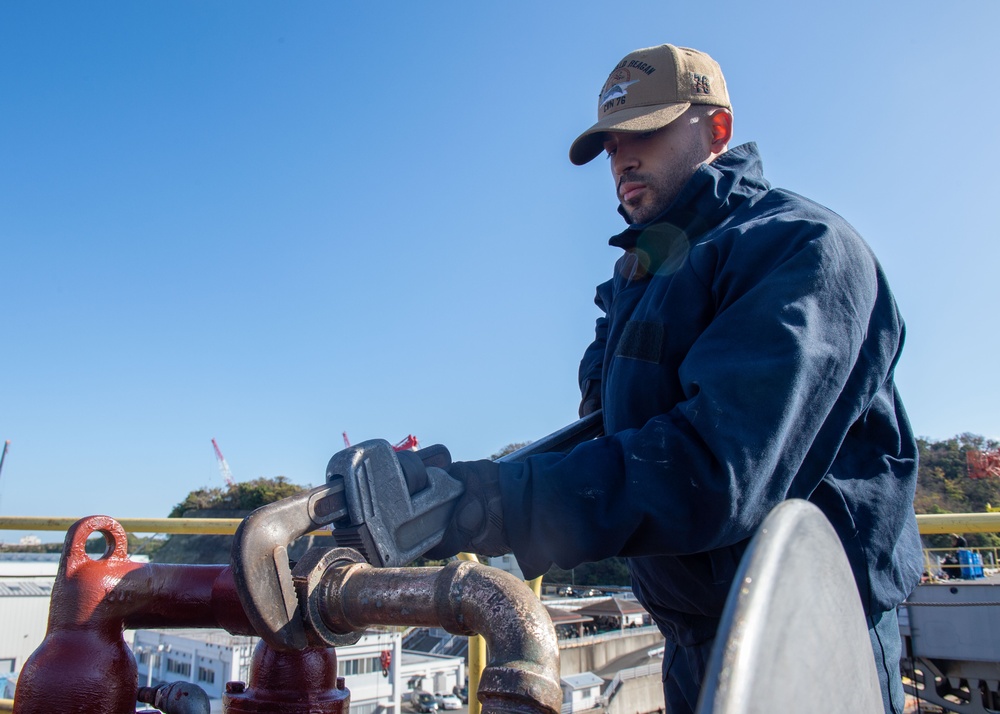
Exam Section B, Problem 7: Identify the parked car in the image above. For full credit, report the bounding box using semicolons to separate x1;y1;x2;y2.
577;588;603;597
453;685;469;704
556;586;575;597
435;693;462;710
412;692;438;713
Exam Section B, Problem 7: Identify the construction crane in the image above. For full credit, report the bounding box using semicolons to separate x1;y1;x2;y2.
342;432;420;452
211;438;236;487
0;440;9;482
392;435;420;451
968;448;1000;480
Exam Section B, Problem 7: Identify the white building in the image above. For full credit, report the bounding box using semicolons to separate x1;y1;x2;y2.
561;672;604;713
332;630;405;714
132;627;463;714
132;628;257;701
0;582;52;676
486;554;524;580
399;649;466;701
0;554;60;675
0;552;153;678
0;553;59;580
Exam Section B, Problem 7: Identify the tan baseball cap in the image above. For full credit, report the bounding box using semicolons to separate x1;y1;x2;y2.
569;44;731;165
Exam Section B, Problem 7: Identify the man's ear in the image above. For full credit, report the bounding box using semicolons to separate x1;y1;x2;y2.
708;109;733;154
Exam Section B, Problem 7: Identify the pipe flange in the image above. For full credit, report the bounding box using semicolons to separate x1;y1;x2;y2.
292;547;368;648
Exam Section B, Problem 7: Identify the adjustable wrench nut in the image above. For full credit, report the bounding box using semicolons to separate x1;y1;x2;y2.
291;547;368;648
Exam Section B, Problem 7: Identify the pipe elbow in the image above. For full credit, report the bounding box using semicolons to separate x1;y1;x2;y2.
305;553;561;714
437;561;561;714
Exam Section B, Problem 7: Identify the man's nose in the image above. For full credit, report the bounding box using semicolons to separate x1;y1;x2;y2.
611;144;638;176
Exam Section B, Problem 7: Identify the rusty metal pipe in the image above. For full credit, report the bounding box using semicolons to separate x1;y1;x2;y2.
297;554;561;714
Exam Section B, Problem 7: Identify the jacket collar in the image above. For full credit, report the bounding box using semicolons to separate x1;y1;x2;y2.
609;142;769;253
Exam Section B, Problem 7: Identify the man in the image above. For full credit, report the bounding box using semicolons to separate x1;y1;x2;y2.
942;533;969;578
428;44;922;714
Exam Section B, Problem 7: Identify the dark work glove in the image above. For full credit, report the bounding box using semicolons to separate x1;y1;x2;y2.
424;459;509;560
396;444;452;495
579;379;602;418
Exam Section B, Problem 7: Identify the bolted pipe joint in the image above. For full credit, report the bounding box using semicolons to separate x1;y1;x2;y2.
223;640;347;713
137;682;211;714
292;551;561;714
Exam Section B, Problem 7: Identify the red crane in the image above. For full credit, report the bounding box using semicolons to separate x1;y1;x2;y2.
211;438;236;486
342;432;419;452
968;449;1000;480
392;435;420;451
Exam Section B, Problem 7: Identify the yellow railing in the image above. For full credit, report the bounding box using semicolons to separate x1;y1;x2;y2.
4;512;1000;537
911;512;1000;535
0;516;249;535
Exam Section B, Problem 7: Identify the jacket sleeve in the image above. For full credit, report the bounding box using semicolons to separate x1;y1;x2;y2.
577;280;613;416
500;218;906;579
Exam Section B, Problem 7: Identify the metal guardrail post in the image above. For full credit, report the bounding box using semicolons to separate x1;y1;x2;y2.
527;576;542;599
457;553;485;714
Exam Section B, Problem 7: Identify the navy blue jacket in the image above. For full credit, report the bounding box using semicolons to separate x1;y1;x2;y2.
499;143;922;644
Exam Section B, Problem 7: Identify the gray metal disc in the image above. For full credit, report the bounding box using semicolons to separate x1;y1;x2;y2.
696;499;883;714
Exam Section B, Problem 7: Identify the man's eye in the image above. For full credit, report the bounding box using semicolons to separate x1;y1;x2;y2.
604;147;616;158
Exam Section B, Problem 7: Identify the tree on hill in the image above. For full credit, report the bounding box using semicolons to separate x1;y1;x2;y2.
155;476;311;564
916;433;1000;551
915;433;1000;513
491;442;531;460
168;476;306;518
546;558;631;588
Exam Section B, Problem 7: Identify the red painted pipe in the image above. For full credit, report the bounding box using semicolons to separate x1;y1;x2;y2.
13;515;254;714
225;640;349;713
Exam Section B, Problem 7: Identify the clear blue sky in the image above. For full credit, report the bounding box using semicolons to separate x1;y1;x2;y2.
2;2;998;541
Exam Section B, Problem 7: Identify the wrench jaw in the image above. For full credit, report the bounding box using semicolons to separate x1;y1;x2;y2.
231;492;319;651
232;501;368;650
329;523;382;567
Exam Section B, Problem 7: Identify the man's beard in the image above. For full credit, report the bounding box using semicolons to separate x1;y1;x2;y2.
619;149;706;225
620;168;697;224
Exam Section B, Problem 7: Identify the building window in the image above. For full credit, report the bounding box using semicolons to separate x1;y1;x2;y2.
197;667;215;685
166;659;191;677
340;656;381;676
